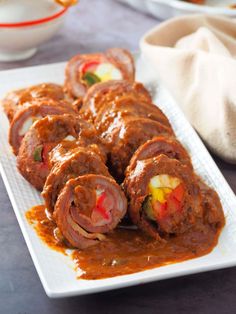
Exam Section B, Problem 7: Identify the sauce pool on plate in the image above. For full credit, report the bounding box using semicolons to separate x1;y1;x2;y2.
26;204;222;280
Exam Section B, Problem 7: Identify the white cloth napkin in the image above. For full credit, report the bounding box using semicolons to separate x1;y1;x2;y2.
140;14;236;164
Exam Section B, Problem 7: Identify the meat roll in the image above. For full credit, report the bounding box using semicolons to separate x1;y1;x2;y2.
9;99;76;155
48;140;107;170
81;80;151;122
124;154;202;240
107;118;174;181
95;95;172;135
127;136;193;174
54;174;127;249
198;180;225;229
42;147;110;213
17;114;102;190
2;83;65;122
65;48;135;99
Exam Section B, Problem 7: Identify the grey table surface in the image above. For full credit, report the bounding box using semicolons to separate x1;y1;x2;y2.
0;1;236;313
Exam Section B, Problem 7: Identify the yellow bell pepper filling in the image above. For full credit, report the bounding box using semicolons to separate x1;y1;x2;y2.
82;61;123;87
149;175;181;204
144;175;184;221
94;63;122;82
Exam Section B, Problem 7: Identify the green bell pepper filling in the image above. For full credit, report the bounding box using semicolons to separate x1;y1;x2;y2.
33;145;43;162
82;72;101;86
143;195;155;221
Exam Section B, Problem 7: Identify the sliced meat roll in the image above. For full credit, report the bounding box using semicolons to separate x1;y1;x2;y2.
65;48;135;99
49;140;107;168
124;154;203;240
95;95;171;132
107;118;174;181
106;48;134;80
81;80;151;121
198;180;225;229
1;89;24;122
127;136;193;174
2;83;65;122
42;147;110;213
9;99;76;155
17;114;100;190
54;174;127;249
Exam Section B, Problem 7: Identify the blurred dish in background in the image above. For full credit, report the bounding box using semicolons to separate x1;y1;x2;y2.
0;0;69;62
184;0;205;3
116;0;236;19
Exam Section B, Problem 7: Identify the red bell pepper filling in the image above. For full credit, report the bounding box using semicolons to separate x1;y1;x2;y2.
152;184;185;220
93;191;110;220
81;60;100;74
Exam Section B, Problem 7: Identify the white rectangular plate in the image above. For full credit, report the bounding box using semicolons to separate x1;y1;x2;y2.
0;56;236;298
117;0;236;20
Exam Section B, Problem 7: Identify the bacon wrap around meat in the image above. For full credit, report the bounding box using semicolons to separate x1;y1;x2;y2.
81;80;151;122
127;136;193;174
64;48;135;99
2;83;65;122
9;99;76;155
42;147;110;213
54;174;127;249
17;114;102;191
124;154;203;240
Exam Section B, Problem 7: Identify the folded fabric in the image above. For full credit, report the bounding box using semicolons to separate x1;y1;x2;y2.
140;14;236;164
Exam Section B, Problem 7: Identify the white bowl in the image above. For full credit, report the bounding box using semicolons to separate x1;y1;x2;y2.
0;1;68;62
